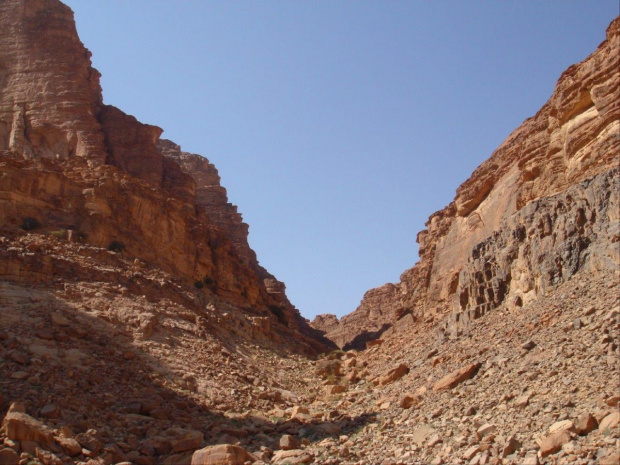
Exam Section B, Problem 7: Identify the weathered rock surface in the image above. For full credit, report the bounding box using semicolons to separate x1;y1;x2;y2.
0;0;106;164
157;139;250;264
191;444;256;465
432;362;481;391
0;2;618;465
314;17;620;349
0;0;332;355
1;408;54;447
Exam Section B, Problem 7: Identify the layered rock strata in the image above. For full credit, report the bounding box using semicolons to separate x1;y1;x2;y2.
314;17;620;349
157;139;253;266
0;0;331;354
443;167;618;338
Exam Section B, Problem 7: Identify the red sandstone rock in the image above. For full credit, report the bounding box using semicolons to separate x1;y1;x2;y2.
433;363;481;391
314;18;620;349
539;430;571;457
376;363;409;386
1;408;54;448
191;444;256;465
0;0;332;357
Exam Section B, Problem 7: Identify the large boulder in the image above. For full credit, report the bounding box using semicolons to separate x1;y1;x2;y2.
1;404;54;448
433;363;481;391
191;444;256;465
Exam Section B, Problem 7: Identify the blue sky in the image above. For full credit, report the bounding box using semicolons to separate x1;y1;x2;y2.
64;1;618;320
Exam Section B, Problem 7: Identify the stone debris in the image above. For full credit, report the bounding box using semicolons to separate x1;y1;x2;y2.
0;2;619;465
191;444;256;465
433;362;481;391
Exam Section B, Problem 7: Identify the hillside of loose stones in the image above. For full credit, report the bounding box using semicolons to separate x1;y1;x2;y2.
0;1;618;464
1;227;618;464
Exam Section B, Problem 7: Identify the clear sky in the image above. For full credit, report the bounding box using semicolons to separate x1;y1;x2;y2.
63;1;618;320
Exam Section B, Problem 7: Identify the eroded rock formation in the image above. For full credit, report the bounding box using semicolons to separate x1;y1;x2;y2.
314;17;620;349
0;0;332;355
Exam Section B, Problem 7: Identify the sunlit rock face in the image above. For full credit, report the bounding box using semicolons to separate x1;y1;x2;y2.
315;17;619;349
0;0;333;355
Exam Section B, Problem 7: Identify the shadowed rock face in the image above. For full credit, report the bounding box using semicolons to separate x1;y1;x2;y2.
0;0;333;354
314;17;620;349
157;139;252;266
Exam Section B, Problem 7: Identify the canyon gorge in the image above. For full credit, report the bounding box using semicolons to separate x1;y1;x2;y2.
0;1;618;464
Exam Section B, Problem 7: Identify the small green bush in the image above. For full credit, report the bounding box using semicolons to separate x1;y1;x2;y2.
50;230;66;239
194;280;205;289
21;217;41;231
108;241;126;253
203;276;214;286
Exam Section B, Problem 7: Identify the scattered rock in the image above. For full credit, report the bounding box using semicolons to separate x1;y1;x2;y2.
411;425;435;447
279;434;300;451
540;430;571;457
599;411;620;432
433;363;481;391
599;451;620;465
463;445;480;460
75;430;103;455
376;363;409;386
575;412;598;435
1;407;54;447
170;429;204;453
271;449;312;464
521;340;537;351
0;448;19;465
501;435;521;458
549;419;575;434
191;444;256;465
39;404;59;419
398;393;422;409
606;395;620;407
57;437;83;457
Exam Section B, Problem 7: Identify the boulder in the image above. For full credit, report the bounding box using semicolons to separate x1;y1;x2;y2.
433;363;481;391
191;444;256;465
170;429;204;453
1;407;54;448
279;434;300;451
271;449;312;464
574;412;598;435
599;411;620;432
376;363;409;386
539;430;571;457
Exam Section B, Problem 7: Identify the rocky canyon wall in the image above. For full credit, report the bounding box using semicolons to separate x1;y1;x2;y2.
0;0;331;354
314;17;620;349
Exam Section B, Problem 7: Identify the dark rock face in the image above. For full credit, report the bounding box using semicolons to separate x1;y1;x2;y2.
157;139;251;265
444;168;619;338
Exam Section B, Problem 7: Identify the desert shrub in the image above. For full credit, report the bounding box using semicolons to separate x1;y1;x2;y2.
50;230;66;239
21;217;41;231
203;276;214;286
108;241;126;253
194;280;205;289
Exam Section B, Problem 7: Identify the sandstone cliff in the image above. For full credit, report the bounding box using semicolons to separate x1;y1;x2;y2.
314;17;620;349
0;3;618;464
0;0;332;354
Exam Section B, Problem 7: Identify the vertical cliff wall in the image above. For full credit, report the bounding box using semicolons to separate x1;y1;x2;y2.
0;0;106;162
